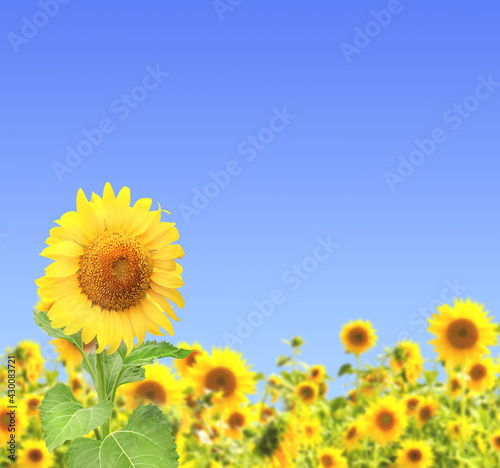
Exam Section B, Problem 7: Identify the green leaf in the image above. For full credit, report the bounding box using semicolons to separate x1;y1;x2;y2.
122;341;191;367
276;355;291;367
34;311;83;349
82;353;145;399
40;384;114;452
67;404;179;468
338;363;353;377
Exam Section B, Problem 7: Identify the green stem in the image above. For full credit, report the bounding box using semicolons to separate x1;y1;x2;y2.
460;368;467;468
96;351;110;438
80;348;98;384
110;367;126;403
355;354;361;414
373;443;378;468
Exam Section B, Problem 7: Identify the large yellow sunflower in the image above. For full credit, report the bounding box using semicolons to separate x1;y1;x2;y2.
35;183;185;355
396;440;434;468
317;448;348;468
189;348;256;409
364;395;407;446
119;362;184;409
340;319;377;355
18;439;54;468
428;298;498;365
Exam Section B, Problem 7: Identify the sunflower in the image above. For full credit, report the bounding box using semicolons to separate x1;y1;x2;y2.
364;395;407;446
447;419;472;442
298;410;323;448
416;398;439;427
18;439;54;468
223;405;254;440
448;374;462;398
119;362;183;409
390;340;422;372
490;430;500;452
35;183;185;355
396;440;434;468
295;382;318;405
189;348;256;408
51;338;95;369
255;402;277;424
360;369;387;397
405;358;424;384
428;298;498;365
405;396;421;417
466;357;497;393
340;319;377;355
174;341;206;378
346;390;357;406
0;400;22;446
307;365;326;383
10;340;44;382
342;420;365;452
68;371;86;399
318;448;348;468
23;393;43;421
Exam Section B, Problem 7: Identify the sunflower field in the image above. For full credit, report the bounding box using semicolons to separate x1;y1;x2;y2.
1;184;500;467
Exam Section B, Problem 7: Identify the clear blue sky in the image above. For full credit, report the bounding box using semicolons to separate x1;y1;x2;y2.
1;1;499;396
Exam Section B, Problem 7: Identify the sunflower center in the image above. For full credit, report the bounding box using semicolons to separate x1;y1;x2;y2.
305;426;314;437
470;364;486;381
494;436;500;447
348;327;367;345
408;449;423;462
1;413;11;430
447;319;479;349
135;381;167;405
451;378;460;391
185;350;202;368
321;455;334;467
407;398;419;411
205;367;237;397
311;369;320;378
71;378;82;392
29;449;43;462
300;386;314;399
347;427;357;440
228;412;245;428
377;411;395;431
28;398;40;411
419;406;432;422
78;231;153;311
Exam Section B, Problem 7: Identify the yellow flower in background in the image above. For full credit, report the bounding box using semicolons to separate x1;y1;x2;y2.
396;440;434;468
340;319;377;355
428;298;497;365
360;369;387;397
68;371;86;399
466;357;497;393
295;382;319;405
390;340;422;372
223;406;254;440
254;402;277;424
189;348;256;409
447;374;462;398
416;398;439;427
298;410;323;448
51;337;95;369
318;447;348;468
120;362;184;409
405;396;421;416
18;438;54;468
490;430;500;452
174;342;206;378
307;365;326;384
364;395;407;446
342;420;365;452
447;419;472;442
35;183;185;355
22;393;43;422
11;340;44;382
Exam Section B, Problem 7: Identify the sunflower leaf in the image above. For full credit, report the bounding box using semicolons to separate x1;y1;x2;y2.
40;383;114;453
66;404;179;468
122;341;191;367
33;311;83;349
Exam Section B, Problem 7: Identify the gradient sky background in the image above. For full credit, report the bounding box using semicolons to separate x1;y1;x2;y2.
1;1;499;396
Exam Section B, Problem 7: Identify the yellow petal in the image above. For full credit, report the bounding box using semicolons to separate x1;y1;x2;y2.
55;211;93;245
147;289;181;321
142;297;174;335
129;306;146;346
41;241;84;259
150;270;184;289
151;244;185;260
106;311;123;354
150;282;185;308
36;275;80;300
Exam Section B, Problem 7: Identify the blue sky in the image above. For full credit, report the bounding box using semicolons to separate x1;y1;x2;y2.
1;1;499;395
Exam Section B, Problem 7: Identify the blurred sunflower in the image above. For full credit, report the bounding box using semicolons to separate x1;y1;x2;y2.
298;411;322;448
448;374;462;398
120;362;183;409
0;400;22;446
51;338;95;369
342;420;365;452
175;341;206;378
416;398;439;427
295;381;318;405
307;364;326;384
466;357;497;393
189;348;256;408
318;447;348;468
396;440;434;468
447;419;472;442
490;430;500;452
364;395;407;446
223;406;254;440
35;183;185;355
18;439;54;468
390;340;422;372
428;298;497;365
23;393;43;421
340;319;377;355
405;396;421;416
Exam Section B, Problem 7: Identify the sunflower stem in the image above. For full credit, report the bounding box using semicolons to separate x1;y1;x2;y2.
373;443;378;468
460;367;467;467
79;345;98;384
96;351;110;438
355;354;361;414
